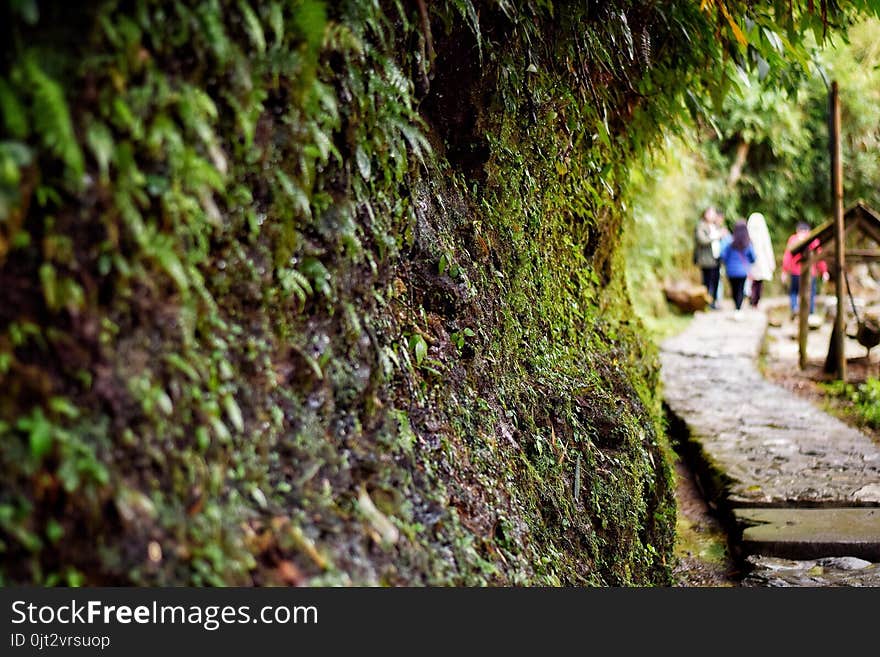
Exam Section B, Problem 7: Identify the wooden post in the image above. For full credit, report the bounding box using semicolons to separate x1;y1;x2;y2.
798;250;812;369
831;81;847;381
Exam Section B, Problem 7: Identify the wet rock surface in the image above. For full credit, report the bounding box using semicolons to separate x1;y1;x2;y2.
742;555;880;587
661;304;880;586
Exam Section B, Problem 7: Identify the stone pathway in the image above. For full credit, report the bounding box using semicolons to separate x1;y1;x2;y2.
660;303;880;586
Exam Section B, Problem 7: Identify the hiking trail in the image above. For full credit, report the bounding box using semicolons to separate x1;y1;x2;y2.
661;303;880;586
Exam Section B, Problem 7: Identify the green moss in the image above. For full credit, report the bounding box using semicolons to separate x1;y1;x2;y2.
0;0;774;586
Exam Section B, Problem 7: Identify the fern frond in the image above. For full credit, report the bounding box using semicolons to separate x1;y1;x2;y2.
196;0;232;64
24;58;84;182
238;1;266;53
267;2;284;46
0;78;29;139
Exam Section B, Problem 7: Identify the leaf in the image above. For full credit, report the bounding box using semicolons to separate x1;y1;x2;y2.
164;353;201;382
223;394;245;433
18;409;53;459
355;145;371;180
152;242;189;293
156;390;173;416
393;119;432;163
293;0;327;51
719;2;748;47
301;256;331;297
25;58;85;181
48;397;80;419
0;140;31;166
250;486;268;509
275;170;311;217
45;519;64;544
0;140;31;188
238;1;266;53
267;2;284;45
409;334;428;365
112;97;142;139
279;267;313;306
39;263;58;310
86;121;114;181
308;121;334;163
197;0;231;64
762;27;784;53
209;415;231;444
196;426;211;451
0;79;29;138
357;485;399;547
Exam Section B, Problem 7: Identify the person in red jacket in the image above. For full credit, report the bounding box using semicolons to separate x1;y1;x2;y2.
781;222;829;317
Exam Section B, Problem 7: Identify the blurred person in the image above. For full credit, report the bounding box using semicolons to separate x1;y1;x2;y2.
693;206;723;309
781;222;829;318
746;212;776;308
720;219;755;319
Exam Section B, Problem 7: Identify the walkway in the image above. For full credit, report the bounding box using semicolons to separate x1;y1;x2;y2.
660;304;880;586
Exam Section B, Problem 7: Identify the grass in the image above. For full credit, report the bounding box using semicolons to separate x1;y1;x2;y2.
641;312;694;344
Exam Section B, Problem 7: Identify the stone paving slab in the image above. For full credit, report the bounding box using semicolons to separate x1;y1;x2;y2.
735;508;880;561
661;307;880;507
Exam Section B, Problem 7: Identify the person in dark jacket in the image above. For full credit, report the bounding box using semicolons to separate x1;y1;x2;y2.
694;206;723;309
720;219;756;318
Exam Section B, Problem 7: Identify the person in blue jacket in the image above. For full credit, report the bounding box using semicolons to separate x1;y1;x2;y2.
720;219;755;318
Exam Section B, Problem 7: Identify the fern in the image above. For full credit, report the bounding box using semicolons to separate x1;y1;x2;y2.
0;140;33;218
275;169;311;218
0;141;33;172
278;266;312;308
293;0;327;52
24;58;84;182
238;1;266;53
0;79;29;139
177;85;218;146
266;2;284;47
196;0;232;65
449;0;482;62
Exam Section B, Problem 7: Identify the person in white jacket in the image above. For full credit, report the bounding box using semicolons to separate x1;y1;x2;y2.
746;212;775;308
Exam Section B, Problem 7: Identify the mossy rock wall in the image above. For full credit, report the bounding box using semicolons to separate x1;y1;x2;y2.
0;0;728;585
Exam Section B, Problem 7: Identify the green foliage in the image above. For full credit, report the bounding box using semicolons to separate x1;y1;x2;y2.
715;17;880;238
21;56;84;184
2;0;874;588
821;377;880;427
627;15;880;330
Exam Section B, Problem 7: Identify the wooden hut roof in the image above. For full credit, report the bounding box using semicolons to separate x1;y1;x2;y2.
789;200;880;256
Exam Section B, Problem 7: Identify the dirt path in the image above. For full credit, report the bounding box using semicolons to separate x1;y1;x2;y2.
661;300;880;586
